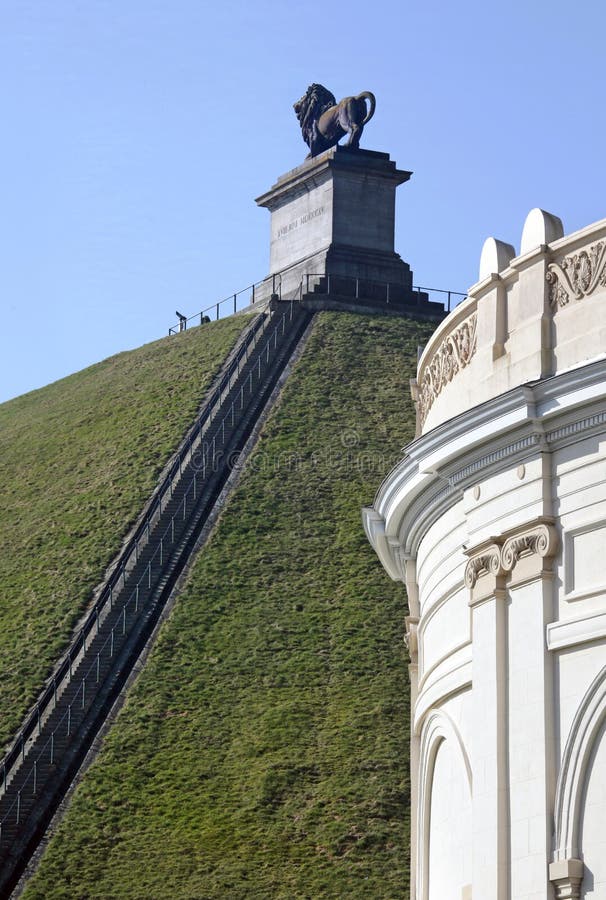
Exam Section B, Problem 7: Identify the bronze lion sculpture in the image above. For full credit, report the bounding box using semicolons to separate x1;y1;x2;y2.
294;84;376;158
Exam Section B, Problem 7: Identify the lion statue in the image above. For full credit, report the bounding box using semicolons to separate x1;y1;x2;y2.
294;84;376;158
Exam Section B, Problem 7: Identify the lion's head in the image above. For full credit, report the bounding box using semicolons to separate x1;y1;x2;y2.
293;84;336;146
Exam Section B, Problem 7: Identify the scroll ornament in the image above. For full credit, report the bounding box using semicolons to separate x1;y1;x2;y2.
465;524;559;591
546;241;606;309
464;544;503;589
417;313;477;427
501;523;559;572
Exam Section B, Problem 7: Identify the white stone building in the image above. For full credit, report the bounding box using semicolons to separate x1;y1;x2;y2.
363;211;606;899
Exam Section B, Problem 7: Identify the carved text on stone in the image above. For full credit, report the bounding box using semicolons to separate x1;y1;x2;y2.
276;205;325;239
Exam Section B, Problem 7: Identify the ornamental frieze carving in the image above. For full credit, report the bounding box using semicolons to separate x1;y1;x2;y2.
417;312;477;427
546;241;606;309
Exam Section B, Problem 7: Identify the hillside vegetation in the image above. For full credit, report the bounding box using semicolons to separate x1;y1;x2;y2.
23;311;434;899
0;317;250;748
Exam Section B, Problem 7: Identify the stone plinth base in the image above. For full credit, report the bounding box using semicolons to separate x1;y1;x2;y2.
255;145;416;304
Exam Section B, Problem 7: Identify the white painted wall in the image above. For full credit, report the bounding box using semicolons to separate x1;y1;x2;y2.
427;738;472;900
580;719;606;898
363;214;606;899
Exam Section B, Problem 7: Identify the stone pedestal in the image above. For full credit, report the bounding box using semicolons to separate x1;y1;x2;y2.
255;146;414;302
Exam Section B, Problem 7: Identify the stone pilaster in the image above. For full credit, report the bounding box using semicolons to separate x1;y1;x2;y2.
404;555;421;900
501;518;559;899
464;540;509;900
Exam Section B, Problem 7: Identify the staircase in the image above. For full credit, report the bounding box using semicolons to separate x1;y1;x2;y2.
296;273;448;320
0;298;312;898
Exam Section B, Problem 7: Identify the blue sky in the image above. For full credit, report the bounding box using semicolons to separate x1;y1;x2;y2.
1;0;604;403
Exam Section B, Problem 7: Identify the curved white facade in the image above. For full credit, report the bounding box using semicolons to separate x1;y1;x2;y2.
364;213;606;899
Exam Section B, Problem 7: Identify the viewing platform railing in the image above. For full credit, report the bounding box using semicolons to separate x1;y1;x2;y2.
168;271;466;334
167;274;284;334
299;273;466;312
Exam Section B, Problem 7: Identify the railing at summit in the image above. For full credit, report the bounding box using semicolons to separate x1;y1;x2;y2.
300;273;467;312
167;274;284;334
167;270;467;335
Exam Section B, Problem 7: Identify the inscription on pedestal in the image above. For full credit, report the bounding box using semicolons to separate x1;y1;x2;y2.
255;146;413;299
276;206;325;240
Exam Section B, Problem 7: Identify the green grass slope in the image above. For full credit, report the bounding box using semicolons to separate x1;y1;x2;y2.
23;311;434;900
0;317;250;748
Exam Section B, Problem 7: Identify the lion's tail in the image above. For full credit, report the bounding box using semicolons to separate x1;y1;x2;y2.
357;91;376;125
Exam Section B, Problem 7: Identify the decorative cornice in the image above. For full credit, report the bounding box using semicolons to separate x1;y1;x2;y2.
367;360;606;572
546;240;606;309
546;410;606;444
416;312;477;427
449;433;542;486
401;482;456;558
464;544;503;589
501;522;559;571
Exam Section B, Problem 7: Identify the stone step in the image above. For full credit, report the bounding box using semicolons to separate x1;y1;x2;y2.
0;302;313;895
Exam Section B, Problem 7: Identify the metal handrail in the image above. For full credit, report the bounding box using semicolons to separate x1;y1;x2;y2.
168;267;466;336
414;285;468;312
300;272;467;312
0;269;465;830
0;300;298;798
167;272;284;335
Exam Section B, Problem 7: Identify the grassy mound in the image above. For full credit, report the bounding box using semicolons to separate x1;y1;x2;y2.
0;317;250;748
23;311;433;899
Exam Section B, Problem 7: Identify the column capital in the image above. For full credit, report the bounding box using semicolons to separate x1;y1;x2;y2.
464;518;560;598
464;539;505;604
501;518;559;586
